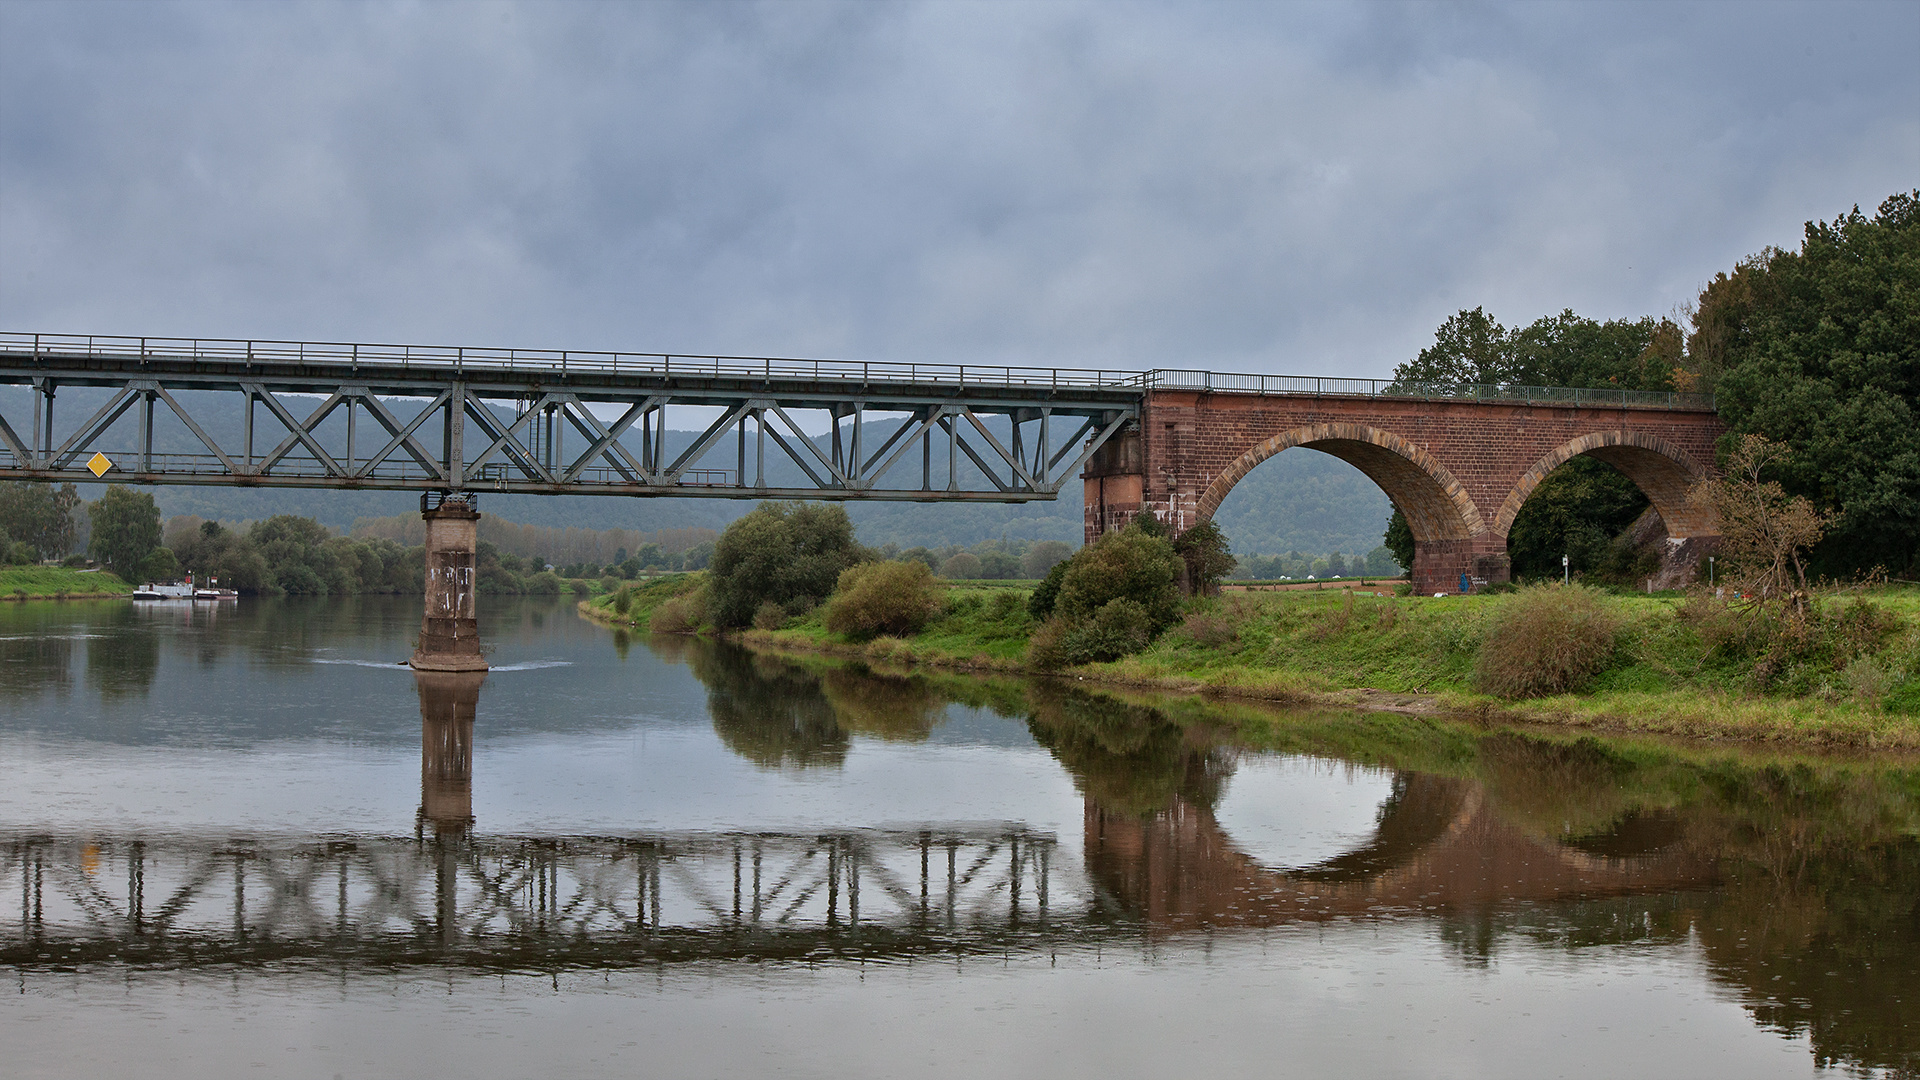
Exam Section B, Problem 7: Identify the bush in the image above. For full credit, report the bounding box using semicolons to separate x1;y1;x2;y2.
752;600;790;630
1027;616;1075;670
1054;523;1181;632
1063;599;1153;664
650;585;708;634
987;589;1026;621
1178;608;1240;647
569;578;594;595
1475;585;1622;698
708;503;864;628
524;570;562;594
612;585;634;615
825;560;945;639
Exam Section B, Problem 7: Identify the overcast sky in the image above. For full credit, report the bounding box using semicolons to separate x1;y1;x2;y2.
2;1;1914;378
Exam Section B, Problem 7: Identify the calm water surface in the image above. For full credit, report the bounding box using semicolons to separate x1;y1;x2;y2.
1;596;1914;1079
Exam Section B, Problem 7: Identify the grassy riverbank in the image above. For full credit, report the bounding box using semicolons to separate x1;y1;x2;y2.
583;574;1920;749
0;566;134;599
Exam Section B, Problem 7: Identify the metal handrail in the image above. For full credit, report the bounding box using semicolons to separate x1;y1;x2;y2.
1;332;1717;410
1140;369;1716;410
1;332;1147;392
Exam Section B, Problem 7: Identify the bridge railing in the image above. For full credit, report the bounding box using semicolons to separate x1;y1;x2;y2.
4;332;1716;410
2;332;1149;392
1144;370;1715;410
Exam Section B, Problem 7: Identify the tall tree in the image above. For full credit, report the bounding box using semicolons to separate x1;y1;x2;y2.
0;481;81;559
708;502;865;629
1392;307;1513;388
86;485;162;574
1703;192;1919;576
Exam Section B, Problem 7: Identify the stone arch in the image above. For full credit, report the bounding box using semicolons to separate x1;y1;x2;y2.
1195;423;1485;542
1492;430;1717;540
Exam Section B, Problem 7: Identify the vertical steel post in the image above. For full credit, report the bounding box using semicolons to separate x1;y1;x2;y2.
446;384;465;488
137;389;152;473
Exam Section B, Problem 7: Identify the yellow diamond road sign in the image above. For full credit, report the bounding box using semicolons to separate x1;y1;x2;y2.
86;452;113;477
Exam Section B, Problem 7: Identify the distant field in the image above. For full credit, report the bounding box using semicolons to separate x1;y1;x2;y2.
0;566;134;598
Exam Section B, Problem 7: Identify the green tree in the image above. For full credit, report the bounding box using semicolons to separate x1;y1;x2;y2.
1392;306;1513;388
168;519;272;593
1705;191;1919;576
1383;507;1414;576
247;515;337;594
708;502;865;629
86;486;161;574
1172;520;1236;595
1505;458;1649;580
1020;540;1075;579
0;481;81;559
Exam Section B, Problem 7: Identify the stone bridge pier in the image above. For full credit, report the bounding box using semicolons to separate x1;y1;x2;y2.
1085;391;1727;594
410;493;488;671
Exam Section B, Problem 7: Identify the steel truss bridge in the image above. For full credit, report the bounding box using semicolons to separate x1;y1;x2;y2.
0;333;1715;503
0;333;1143;502
2;827;1113;970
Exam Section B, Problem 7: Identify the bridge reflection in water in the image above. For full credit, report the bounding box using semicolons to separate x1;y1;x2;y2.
2;668;1078;969
2;664;1727;972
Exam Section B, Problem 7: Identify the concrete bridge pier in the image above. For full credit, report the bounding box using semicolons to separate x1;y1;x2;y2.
410;493;488;672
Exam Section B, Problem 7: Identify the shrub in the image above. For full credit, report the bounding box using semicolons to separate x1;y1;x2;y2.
650;585;708;634
569;578;594;595
825;560;945;639
708;503;864;628
524;570;562;594
1062;599;1153;664
752;600;790;631
1179;608;1239;647
987;589;1026;621
612;585;634;615
1475;585;1621;698
1054;523;1181;632
1027;616;1075;669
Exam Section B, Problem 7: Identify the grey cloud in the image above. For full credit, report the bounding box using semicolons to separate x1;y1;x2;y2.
2;0;1914;376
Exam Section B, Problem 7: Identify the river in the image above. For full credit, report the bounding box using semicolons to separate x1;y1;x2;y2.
1;595;1913;1079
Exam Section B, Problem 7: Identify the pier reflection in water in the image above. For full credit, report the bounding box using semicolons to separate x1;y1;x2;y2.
0;597;1915;1078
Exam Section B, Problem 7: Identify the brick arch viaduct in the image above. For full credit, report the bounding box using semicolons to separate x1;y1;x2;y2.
1083;389;1727;594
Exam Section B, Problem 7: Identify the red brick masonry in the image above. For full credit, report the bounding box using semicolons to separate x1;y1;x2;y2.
1084;390;1727;594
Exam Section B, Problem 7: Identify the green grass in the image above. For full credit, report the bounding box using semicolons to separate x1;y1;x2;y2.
0;566;134;598
581;573;1920;749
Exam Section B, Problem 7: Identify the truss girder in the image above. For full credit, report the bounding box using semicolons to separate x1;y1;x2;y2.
0;357;1136;502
